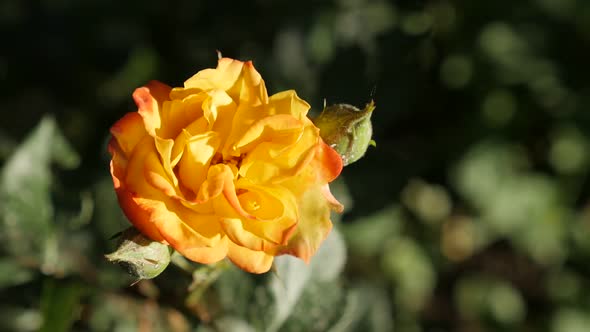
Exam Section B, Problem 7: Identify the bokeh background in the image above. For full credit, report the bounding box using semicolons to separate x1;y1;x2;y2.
2;0;590;331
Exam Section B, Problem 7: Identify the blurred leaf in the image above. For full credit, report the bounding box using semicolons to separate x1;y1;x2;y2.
480;89;516;127
89;292;190;332
0;259;34;289
342;204;403;257
381;237;435;313
258;227;348;332
310;226;346;282
327;284;393;332
39;279;83;332
452;141;527;211
267;256;312;332
212;316;255;332
0;116;79;265
0;131;17;162
549;125;589;175
401;179;452;225
551;308;590;332
281;280;345;332
0;306;41;332
546;269;581;303
455;275;525;325
214;265;256;319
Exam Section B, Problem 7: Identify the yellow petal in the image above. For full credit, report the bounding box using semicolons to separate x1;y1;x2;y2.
267;90;310;121
234;61;268;105
227;241;274;274
184;58;245;92
157;94;205;139
214;180;298;251
232;114;304;154
154;136;178;188
181;236;229;264
239;124;319;183
178;131;220;194
202;89;235;128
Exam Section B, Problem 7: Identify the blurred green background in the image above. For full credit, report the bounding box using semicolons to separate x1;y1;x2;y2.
2;0;590;331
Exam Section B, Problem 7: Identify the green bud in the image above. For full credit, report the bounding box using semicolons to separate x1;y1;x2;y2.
105;227;172;282
313;101;376;166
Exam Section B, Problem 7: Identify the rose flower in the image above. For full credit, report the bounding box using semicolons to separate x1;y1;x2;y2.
108;58;343;273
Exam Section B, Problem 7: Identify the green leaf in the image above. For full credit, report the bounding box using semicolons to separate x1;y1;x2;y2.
455;275;525;325
552;308;590;332
267;255;311;332
212;316;256;332
327;284;393;332
309;226;346;282
0;116;79;264
0;259;34;289
39;279;83;332
264;227;348;332
381;237;435;313
281;280;345;332
215;265;256;318
0;306;42;332
342;205;403;257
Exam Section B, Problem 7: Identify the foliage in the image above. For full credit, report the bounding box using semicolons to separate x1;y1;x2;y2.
2;0;590;331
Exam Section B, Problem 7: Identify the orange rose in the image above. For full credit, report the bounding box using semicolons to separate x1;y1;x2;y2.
108;58;343;273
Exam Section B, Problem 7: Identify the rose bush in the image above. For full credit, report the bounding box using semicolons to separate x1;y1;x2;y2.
108;58;343;273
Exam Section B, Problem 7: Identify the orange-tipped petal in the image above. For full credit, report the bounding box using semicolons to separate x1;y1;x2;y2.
315;140;343;183
133;80;172;136
227;241;274;274
113;187;166;243
110;112;147;158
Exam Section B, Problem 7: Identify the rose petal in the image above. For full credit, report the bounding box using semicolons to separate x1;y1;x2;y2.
267;90;310;121
232;114;304;154
314;140;343;183
227;241;274;274
123;138;224;249
277;185;333;263
109;112;147;158
181;237;229;264
109;144;165;243
134;80;171;136
184;58;245;92
239;124;319;184
215;180;298;251
113;185;166;243
178;131;220;195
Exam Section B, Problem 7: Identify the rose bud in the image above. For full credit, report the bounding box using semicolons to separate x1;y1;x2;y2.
106;227;172;282
313;101;375;166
